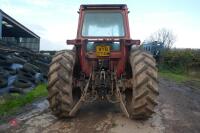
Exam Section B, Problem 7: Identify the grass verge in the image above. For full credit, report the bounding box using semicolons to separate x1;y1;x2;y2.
159;70;200;91
0;84;47;116
159;71;189;83
159;69;200;83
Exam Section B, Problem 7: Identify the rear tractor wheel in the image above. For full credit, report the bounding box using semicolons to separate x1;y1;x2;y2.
125;49;159;120
47;50;80;118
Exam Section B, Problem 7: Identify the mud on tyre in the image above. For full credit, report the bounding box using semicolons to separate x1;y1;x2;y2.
47;50;78;118
125;49;159;120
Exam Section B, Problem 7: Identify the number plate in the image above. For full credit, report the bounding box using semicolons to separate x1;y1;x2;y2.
96;45;110;56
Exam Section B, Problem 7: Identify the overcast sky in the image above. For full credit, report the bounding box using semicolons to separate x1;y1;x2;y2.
0;0;200;50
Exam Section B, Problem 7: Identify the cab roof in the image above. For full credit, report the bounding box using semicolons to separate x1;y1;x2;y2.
80;4;127;10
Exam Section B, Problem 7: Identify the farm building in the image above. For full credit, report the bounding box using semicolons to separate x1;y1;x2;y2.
0;9;40;52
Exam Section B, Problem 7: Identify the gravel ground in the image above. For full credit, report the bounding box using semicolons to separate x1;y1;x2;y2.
0;78;200;133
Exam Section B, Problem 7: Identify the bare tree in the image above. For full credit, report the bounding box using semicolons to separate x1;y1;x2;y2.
147;28;176;49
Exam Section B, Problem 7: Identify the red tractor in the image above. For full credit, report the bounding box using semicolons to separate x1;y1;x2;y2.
47;4;159;120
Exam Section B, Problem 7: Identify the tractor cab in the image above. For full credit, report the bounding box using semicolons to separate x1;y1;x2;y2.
80;5;127;56
67;4;140;77
78;4;129;39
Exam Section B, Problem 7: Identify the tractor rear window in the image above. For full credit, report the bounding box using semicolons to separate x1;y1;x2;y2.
82;12;125;37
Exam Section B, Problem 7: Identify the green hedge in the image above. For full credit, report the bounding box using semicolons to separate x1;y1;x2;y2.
159;49;200;75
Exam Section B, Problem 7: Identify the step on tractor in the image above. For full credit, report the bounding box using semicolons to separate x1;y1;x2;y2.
47;4;159;120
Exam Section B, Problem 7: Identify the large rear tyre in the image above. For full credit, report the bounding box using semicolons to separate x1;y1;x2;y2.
126;49;159;120
47;50;76;118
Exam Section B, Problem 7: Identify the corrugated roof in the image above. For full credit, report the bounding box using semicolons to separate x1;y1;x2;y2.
0;9;40;39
